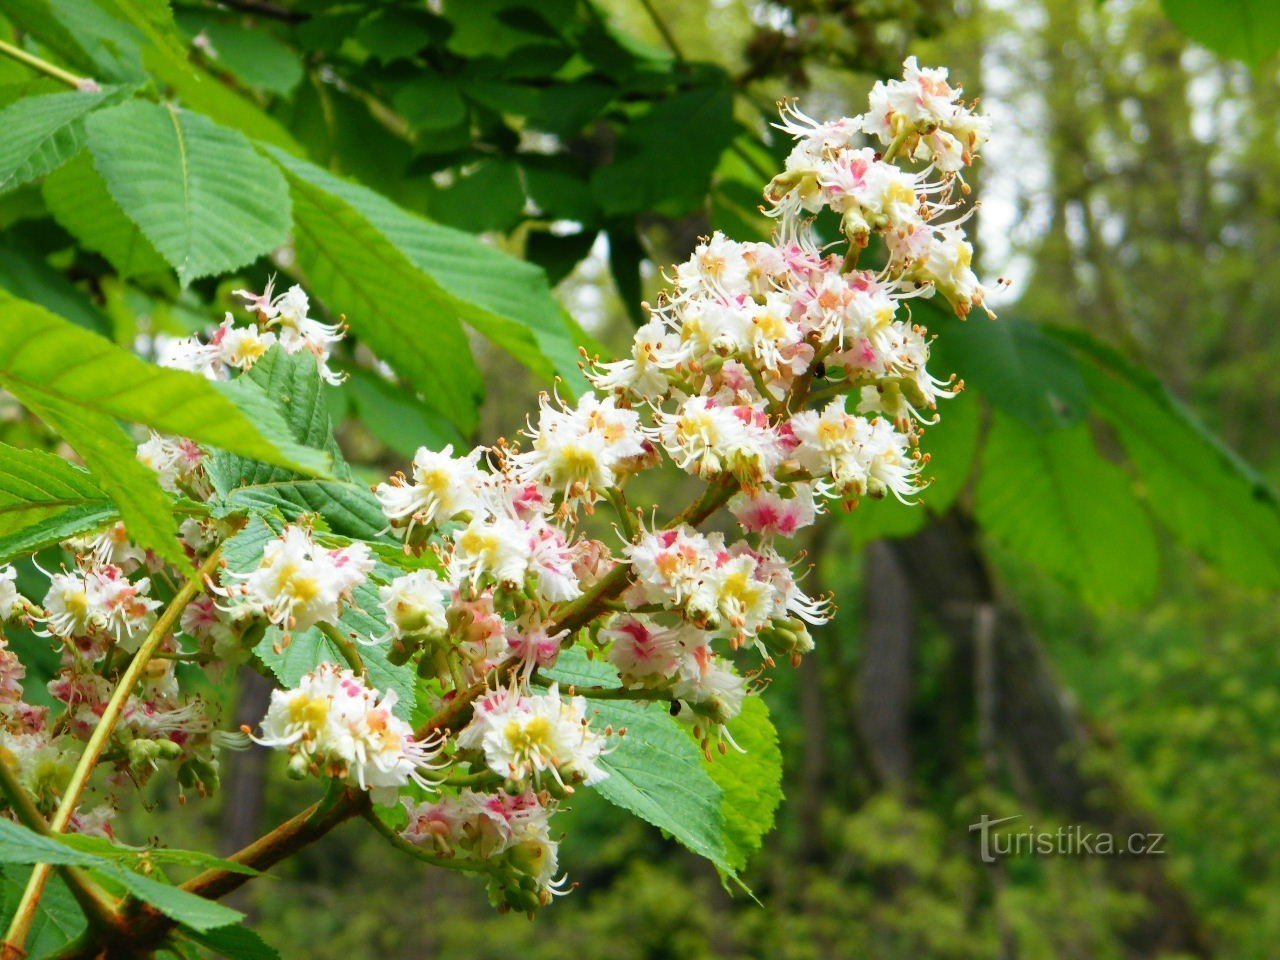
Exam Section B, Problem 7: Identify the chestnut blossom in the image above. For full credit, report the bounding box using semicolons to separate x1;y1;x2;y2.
374;444;486;535
227;525;372;632
457;685;608;789
254;663;439;804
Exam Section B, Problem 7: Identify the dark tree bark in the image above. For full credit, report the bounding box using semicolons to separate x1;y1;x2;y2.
854;541;918;788
218;669;274;858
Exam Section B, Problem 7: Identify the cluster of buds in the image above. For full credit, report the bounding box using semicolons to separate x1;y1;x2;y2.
0;58;988;910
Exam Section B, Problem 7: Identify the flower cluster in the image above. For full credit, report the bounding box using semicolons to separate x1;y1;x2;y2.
0;58;987;914
254;663;439;804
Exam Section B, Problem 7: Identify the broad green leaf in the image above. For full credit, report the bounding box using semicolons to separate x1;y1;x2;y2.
930;315;1088;430
208;348;386;540
0;866;86;959
1053;326;1280;587
0;294;330;475
544;648;737;874
0;88;114;194
42;151;170;279
85;100;291;284
702;696;783;872
1162;0;1280;65
100;865;243;932
184;923;282;960
975;412;1160;607
92;0;190;74
266;149;482;432
269;146;591;395
0;442;118;562
591;81;737;217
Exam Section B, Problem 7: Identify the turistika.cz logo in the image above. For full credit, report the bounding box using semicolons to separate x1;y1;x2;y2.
969;815;1166;863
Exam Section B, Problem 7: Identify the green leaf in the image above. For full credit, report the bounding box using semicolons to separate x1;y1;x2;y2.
0;294;330;475
702;696;782;872
268;145;591;395
0;442;118;562
85;100;291;284
1161;0;1280;65
42;151;170;279
930;315;1088;430
1053;326;1280;587
54;834;261;876
975;412;1160;607
208;348;386;540
591;81;737;217
266;149;482;432
0;866;86;959
544;648;737;874
184;923;282;960
0;87;114;194
100;865;243;932
0;818;103;866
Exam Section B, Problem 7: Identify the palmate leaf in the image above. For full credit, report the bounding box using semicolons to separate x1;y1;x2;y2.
0;87;116;194
544;649;739;876
0;442;119;562
1053;326;1280;587
183;923;282;960
1161;0;1280;66
84;100;291;284
208;348;386;541
974;412;1160;607
268;147;591;399
0;867;85;960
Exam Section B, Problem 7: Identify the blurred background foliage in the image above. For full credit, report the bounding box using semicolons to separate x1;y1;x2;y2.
2;0;1280;956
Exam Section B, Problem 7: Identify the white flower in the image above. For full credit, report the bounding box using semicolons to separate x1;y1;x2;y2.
209;315;277;371
658;397;781;485
601;615;684;683
375;444;486;535
589;319;682;398
626;526;717;612
458;685;608;788
789;397;874;496
136;433;205;494
860;57;989;168
40;565;159;648
449;516;533;592
234;282;346;384
910;222;990;318
0;565;22;621
64;523;148;572
255;663;438;803
232;526;371;632
154;334;220;379
729;484;819;537
671;643;747;724
379;570;450;642
706;553;776;638
514;394;648;502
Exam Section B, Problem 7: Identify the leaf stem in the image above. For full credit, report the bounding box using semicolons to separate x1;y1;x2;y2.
2;548;223;959
361;809;494;874
0;39;98;91
318;622;365;676
634;0;685;63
